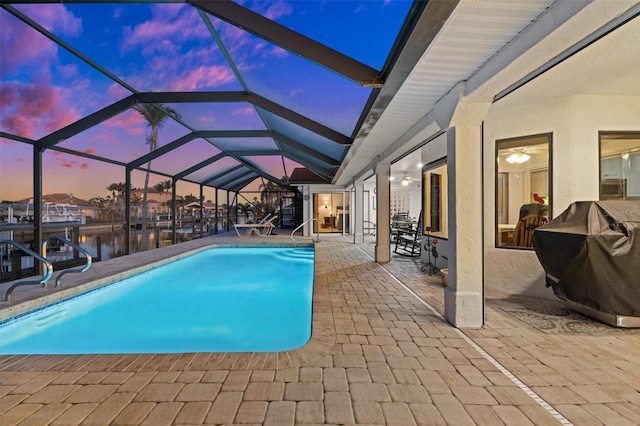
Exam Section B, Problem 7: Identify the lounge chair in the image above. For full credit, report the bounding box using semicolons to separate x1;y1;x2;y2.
232;215;277;238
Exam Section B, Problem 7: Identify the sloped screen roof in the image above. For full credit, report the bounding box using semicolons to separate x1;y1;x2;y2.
1;0;418;192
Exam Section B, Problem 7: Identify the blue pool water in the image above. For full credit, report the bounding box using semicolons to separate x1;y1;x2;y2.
0;246;314;354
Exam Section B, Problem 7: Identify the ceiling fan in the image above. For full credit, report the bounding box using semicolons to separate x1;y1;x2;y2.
503;146;547;164
401;173;414;186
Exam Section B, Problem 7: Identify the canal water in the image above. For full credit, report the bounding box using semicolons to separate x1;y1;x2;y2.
1;225;204;268
57;226;201;262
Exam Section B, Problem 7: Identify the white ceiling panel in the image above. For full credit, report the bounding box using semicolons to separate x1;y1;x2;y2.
336;0;556;185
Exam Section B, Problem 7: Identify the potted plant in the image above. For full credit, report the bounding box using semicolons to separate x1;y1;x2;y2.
440;256;449;287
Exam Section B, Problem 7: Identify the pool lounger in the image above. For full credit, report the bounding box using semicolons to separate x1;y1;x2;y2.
232;217;276;238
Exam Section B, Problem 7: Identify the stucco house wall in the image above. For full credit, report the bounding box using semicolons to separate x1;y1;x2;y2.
482;94;640;298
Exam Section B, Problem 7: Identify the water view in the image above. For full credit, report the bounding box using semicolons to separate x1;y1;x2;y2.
1;223;213;281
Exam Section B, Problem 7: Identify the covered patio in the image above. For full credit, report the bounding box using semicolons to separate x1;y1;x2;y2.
1;233;639;425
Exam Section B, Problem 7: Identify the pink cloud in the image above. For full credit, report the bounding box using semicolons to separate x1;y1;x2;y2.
0;13;57;78
104;109;145;135
106;82;132;100
128;127;144;136
269;46;289;58
89;131;110;143
122;5;207;55
289;88;301;98
58;64;79;80
49;152;91;171
262;1;294;20
171;66;236;91
0;82;81;138
232;107;255;117
0;137;18;146
103;135;122;146
19;4;82;36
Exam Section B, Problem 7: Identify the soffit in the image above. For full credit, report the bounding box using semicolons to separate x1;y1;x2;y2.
335;0;556;186
337;1;640;187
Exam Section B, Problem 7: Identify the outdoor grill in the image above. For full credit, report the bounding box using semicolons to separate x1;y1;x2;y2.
533;200;640;327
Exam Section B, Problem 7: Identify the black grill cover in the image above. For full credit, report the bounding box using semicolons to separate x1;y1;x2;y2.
533;201;640;317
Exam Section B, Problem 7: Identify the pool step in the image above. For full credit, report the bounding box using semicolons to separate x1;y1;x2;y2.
270;250;314;263
271;249;314;261
35;308;68;328
282;249;314;258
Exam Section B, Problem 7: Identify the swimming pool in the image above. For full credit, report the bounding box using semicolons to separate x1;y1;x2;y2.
0;246;314;354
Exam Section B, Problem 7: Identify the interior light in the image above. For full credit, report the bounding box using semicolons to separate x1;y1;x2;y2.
401;179;409;186
506;152;531;164
389;176;395;181
417;163;423;168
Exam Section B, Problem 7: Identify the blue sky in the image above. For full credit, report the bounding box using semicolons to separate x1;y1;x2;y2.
1;1;412;200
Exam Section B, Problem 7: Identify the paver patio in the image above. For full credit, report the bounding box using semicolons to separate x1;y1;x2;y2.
1;234;639;425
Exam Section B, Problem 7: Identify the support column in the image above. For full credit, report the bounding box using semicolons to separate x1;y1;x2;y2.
226;192;230;231
125;168;132;255
199;184;204;238
214;188;219;234
171;178;177;244
445;126;484;327
33;146;43;272
300;185;311;236
353;180;364;244
374;161;391;263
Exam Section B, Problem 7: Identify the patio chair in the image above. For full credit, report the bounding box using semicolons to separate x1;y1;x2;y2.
394;211;422;257
232;215;277;238
513;214;547;247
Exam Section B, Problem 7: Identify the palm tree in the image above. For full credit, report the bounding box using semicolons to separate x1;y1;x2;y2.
153;179;172;209
130;192;143;220
238;202;253;222
89;196;110;221
259;180;281;214
106;182;127;220
152;182;164;194
133;103;180;249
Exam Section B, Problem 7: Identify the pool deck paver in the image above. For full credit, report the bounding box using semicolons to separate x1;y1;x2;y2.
0;233;639;425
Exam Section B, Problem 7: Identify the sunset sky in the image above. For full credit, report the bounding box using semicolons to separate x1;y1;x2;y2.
1;1;412;202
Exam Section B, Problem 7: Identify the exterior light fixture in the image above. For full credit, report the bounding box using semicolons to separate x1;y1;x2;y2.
506;152;531;164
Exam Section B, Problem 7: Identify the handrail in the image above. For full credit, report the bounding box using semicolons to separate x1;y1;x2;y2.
43;235;92;287
291;218;319;242
1;240;54;302
364;221;377;235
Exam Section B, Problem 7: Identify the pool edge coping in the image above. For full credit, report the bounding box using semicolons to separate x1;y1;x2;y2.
0;239;336;370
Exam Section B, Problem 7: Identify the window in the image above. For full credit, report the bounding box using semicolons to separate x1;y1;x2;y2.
390;191;410;217
422;160;448;239
496;133;551;248
600;132;640;200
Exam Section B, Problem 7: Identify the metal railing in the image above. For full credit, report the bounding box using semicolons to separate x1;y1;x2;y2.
43;235;92;287
364;221;377;235
291;218;319;242
1;240;54;302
